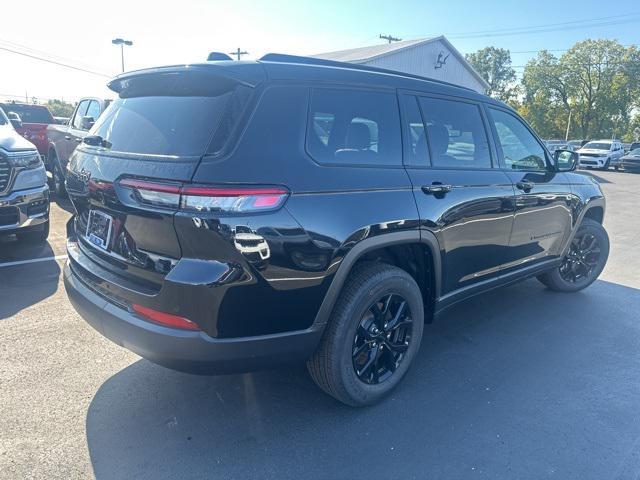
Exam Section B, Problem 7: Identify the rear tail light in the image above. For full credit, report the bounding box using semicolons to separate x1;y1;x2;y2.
132;304;201;331
118;179;289;213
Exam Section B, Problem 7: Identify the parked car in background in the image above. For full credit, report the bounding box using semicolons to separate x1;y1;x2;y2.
63;55;608;406
621;148;640;173
46;97;111;196
0;107;49;243
0;102;54;160
629;142;640;151
568;139;588;150
578;140;625;170
545;140;574;153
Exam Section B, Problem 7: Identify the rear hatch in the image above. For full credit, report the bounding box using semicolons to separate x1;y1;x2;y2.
66;64;265;301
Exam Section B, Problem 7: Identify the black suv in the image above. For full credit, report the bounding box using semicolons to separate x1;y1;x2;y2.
64;55;609;406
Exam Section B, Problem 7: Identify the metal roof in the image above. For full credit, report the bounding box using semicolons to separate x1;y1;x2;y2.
311;37;435;63
312;36;490;90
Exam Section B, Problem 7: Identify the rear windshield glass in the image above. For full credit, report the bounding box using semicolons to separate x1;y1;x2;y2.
0;104;54;124
91;94;233;157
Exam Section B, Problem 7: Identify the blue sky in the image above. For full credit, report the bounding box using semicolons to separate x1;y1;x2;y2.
1;0;639;101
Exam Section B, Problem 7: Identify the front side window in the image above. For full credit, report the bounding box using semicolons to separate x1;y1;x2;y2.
72;101;89;130
307;88;402;166
418;97;492;168
85;100;101;122
489;108;548;171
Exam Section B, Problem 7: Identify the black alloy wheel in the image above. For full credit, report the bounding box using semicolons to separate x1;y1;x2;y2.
352;293;413;385
559;232;601;284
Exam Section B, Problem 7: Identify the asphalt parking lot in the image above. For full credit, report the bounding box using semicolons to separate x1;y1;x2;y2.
1;170;640;480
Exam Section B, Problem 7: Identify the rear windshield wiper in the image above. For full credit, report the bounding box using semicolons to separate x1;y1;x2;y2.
83;135;112;149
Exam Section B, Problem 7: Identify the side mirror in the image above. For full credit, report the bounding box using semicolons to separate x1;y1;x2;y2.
80;116;95;130
7;112;22;129
555;149;578;172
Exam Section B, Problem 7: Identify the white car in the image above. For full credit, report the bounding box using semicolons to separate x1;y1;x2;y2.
578;140;625;170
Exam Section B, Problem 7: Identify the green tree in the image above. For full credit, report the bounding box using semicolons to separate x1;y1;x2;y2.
521;39;640;140
466;47;517;103
46;99;76;118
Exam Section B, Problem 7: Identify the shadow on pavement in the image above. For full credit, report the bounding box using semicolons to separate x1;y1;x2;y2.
576;170;613;183
86;279;640;480
0;238;61;319
52;195;74;214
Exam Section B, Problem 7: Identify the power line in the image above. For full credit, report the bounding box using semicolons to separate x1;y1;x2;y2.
448;12;640;37
402;12;640;41
0;38;111;73
0;44;112;78
379;34;402;44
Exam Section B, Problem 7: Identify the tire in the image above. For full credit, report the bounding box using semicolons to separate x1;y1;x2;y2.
17;220;50;244
307;262;424;407
537;218;609;293
50;153;67;198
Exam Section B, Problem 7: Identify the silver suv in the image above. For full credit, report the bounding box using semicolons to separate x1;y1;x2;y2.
0;107;50;243
578;140;625;170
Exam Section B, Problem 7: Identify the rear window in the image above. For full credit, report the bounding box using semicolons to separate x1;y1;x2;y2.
91;94;234;157
0;104;54;124
307;88;402;166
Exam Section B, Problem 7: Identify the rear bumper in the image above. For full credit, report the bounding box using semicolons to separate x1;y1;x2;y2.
0;184;49;232
63;261;323;374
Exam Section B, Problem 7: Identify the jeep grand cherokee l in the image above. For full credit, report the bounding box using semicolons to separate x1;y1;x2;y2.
63;55;609;406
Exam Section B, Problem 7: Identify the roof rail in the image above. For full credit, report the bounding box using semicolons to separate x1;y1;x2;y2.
259;53;475;92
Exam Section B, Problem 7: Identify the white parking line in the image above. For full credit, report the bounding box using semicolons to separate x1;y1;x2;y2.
0;255;68;268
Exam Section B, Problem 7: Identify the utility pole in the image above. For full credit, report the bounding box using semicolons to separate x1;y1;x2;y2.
565;110;572;141
379;34;401;44
112;38;133;73
228;48;248;61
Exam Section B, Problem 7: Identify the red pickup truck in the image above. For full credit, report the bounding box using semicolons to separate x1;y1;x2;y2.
0;102;54;158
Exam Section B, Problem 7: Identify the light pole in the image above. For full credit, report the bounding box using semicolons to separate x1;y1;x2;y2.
112;38;133;73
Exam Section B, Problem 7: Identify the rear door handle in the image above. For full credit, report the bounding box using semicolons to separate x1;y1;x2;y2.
516;181;534;191
422;184;453;195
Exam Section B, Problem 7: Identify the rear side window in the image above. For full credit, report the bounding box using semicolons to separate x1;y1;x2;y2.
401;95;430;166
91;93;234;157
307;88;402;166
419;97;492;169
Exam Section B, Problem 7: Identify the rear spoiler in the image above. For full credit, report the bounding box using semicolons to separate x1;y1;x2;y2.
107;64;267;97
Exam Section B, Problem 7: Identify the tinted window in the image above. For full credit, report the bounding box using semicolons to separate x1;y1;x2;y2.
0;108;7;125
72;101;89;129
418;97;491;168
401;95;429;166
91;93;233;157
307;88;401;166
489;108;548;171
0;104;54;124
85;100;101;122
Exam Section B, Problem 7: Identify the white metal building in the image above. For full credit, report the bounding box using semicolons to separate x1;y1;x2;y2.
312;36;489;93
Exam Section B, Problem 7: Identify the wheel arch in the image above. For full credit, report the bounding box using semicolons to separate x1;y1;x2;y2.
313;230;442;327
562;196;606;256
